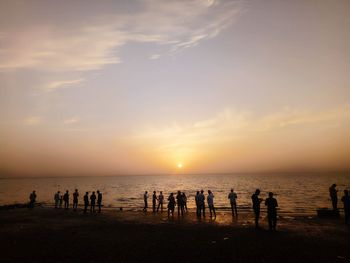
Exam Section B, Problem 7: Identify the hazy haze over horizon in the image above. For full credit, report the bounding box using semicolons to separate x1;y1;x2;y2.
1;0;350;177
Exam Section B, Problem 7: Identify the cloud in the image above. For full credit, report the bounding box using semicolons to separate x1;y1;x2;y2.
45;78;85;92
24;116;42;126
63;117;79;125
0;0;242;72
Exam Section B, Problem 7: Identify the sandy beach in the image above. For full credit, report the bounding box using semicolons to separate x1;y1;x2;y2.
1;207;349;263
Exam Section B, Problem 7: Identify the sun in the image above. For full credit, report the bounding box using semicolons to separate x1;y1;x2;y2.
177;163;183;169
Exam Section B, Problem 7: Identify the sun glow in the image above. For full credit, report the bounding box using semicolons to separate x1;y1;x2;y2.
177;163;183;169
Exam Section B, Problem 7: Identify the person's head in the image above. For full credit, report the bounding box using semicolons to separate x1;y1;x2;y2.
170;193;173;196
66;190;69;193
269;192;273;198
75;189;78;192
160;191;162;194
332;184;337;188
145;191;148;194
33;190;36;194
153;191;156;194
196;191;199;195
58;191;60;193
231;188;233;192
183;192;186;196
178;190;181;194
200;190;204;193
92;191;95;194
255;189;260;195
345;190;349;196
97;190;100;194
208;190;211;194
86;192;88;195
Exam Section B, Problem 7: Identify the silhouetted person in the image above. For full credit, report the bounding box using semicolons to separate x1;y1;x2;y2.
97;190;102;213
143;191;148;212
329;184;338;210
252;189;263;229
84;192;89;213
54;191;61;209
73;189;79;211
59;195;63;208
265;192;278;231
152;191;157;213
195;191;200;217
167;193;175;217
341;190;350;224
29;191;36;208
207;190;216;218
182;192;188;212
90;191;96;213
176;191;184;216
63;190;69;209
228;188;238;217
157;191;164;212
198;190;206;217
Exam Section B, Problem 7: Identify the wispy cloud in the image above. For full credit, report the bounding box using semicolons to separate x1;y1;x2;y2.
63;117;79;125
45;78;85;92
0;0;242;72
24;116;42;126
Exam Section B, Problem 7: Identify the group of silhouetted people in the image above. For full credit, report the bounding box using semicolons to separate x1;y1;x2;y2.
329;184;350;224
54;189;103;213
194;190;217;218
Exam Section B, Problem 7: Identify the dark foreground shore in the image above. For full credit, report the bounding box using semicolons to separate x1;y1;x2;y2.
1;208;349;263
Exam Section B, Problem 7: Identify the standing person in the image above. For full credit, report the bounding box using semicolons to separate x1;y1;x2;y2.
97;190;102;213
29;191;37;208
251;189;263;229
83;192;89;213
143;191;148;212
329;184;338;210
265;192;278;231
182;192;188;212
152;191;157;213
73;189;79;211
54;191;61;209
59;194;63;208
63;190;69;210
90;191;96;213
198;190;206;217
195;191;200;217
228;188;238;217
167;193;176;217
341;190;350;224
207;190;216;218
157;191;164;213
176;191;184;216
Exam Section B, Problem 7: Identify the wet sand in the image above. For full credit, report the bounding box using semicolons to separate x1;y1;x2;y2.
0;207;349;263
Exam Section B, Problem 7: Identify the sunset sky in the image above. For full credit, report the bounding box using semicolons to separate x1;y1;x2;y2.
1;0;350;176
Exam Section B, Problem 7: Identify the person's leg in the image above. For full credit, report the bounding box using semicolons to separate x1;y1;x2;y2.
268;214;272;231
273;213;277;230
231;202;234;215
213;206;216;218
345;209;349;224
255;210;260;228
234;203;238;216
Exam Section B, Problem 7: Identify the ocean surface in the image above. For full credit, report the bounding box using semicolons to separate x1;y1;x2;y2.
1;173;350;215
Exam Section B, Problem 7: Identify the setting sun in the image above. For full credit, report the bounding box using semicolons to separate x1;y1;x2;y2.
177;163;183;169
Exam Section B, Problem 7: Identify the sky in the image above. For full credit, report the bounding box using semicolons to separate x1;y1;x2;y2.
0;0;350;177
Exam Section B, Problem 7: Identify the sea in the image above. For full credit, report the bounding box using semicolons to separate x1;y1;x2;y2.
1;173;349;215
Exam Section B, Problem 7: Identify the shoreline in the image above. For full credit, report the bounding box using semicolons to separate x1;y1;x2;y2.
1;207;349;262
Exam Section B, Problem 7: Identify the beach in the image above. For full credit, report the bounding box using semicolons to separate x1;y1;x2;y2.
1;207;349;263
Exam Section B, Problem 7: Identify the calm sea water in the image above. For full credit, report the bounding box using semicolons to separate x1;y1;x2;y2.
1;173;350;215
